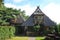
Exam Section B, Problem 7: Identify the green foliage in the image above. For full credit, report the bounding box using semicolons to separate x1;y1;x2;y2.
0;0;4;3
36;37;45;40
48;24;60;34
57;24;60;33
0;0;29;25
31;25;40;32
0;7;28;25
0;0;5;10
23;15;29;20
20;10;29;20
0;26;15;40
33;25;40;32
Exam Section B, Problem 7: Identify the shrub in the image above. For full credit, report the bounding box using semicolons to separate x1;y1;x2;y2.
34;25;40;32
0;26;15;40
56;24;60;34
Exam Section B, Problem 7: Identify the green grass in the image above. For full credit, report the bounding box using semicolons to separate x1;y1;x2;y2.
7;37;28;40
36;37;45;40
7;36;45;40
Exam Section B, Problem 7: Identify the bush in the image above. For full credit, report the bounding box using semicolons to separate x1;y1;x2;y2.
57;24;60;33
34;25;40;32
0;26;15;40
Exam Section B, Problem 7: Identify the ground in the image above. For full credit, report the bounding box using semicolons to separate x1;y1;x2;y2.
8;37;45;40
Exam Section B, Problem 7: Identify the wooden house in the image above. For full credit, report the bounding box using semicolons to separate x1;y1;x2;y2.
10;15;25;25
10;15;25;35
21;6;56;36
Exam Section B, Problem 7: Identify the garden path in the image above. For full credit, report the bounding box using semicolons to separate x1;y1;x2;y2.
28;37;35;40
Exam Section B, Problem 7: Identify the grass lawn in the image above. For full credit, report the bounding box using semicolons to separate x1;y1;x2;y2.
7;36;45;40
8;37;28;40
36;37;45;40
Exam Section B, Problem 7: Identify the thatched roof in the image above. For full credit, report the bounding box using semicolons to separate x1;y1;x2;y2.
43;15;56;26
21;6;56;26
21;14;34;26
15;15;25;24
10;15;25;24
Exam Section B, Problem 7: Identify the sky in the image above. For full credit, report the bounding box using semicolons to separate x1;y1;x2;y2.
4;0;60;24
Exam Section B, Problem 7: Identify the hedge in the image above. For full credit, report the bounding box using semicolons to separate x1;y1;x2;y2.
0;26;15;40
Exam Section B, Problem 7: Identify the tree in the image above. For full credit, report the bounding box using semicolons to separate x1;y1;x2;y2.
0;0;3;5
20;10;29;20
56;24;60;34
0;7;29;25
0;0;4;10
0;0;4;3
0;26;15;40
0;0;29;25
